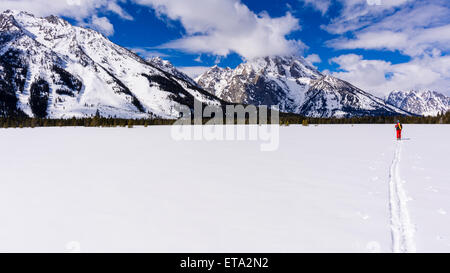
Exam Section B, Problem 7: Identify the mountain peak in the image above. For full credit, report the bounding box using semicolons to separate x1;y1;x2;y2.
149;56;163;61
44;14;70;26
209;64;222;71
386;90;449;116
1;10;36;19
148;56;170;67
147;56;199;87
2;10;20;16
0;10;222;119
197;55;316;113
196;55;409;118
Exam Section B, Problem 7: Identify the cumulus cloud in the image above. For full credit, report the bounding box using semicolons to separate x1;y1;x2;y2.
0;0;132;20
330;53;450;96
324;0;412;34
327;2;450;57
305;54;321;65
177;66;211;79
106;1;133;20
0;0;133;36
133;0;305;59
300;0;332;15
129;47;169;58
89;15;114;36
322;0;450;95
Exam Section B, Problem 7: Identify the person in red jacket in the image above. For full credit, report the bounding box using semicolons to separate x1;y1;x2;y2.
395;120;403;140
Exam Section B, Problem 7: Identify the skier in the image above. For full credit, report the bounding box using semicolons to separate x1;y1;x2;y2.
395;120;403;140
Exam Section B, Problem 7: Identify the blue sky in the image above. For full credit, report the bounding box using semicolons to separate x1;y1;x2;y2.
74;0;411;72
111;0;344;70
1;0;449;95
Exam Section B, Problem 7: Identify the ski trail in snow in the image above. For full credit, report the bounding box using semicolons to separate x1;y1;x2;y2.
388;141;416;253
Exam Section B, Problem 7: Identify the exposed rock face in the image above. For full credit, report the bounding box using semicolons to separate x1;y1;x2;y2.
0;10;222;118
386;90;449;116
197;56;410;117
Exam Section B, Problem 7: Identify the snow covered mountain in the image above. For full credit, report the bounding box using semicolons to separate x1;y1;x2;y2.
196;56;410;118
385;90;449;116
300;75;412;118
147;56;199;88
196;56;320;114
0;10;222;119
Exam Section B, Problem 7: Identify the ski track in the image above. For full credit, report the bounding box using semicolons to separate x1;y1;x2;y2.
388;141;416;253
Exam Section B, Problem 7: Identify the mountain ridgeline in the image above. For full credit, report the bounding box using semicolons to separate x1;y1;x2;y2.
0;10;447;119
385;90;449;116
0;10;222;119
195;56;413;118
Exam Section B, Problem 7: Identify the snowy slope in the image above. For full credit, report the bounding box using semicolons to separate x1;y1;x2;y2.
196;56;320;114
386;90;449;116
0;10;222;119
196;56;410;118
0;125;449;252
301;76;412;118
147;56;199;88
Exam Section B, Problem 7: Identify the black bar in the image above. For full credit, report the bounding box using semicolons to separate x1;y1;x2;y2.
0;253;445;272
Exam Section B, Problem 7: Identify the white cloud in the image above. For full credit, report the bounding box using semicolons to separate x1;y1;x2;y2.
300;0;332;15
194;55;202;63
133;0;305;59
89;15;114;36
330;54;450;96
0;0;132;20
324;0;412;34
129;47;169;58
330;31;408;51
107;1;133;20
327;2;450;57
0;0;132;36
177;66;211;79
305;53;321;65
2;0;306;59
323;0;450;95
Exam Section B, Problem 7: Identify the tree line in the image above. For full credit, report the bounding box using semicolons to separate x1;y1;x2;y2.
280;110;450;126
0;111;448;128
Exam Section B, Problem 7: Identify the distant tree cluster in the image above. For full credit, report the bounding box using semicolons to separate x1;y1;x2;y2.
0;116;175;128
278;111;450;125
0;111;448;128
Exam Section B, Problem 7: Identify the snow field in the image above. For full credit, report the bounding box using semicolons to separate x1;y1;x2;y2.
0;125;448;252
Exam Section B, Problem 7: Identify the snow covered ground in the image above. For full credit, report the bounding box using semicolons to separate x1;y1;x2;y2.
0;125;448;253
